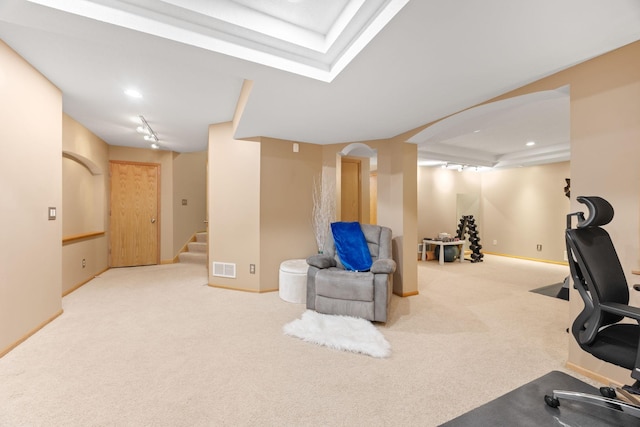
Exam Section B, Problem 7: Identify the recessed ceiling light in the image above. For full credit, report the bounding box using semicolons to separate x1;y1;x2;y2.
526;141;536;146
124;89;143;98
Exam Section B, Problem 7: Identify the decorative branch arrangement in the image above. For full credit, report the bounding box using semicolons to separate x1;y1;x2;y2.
312;173;336;253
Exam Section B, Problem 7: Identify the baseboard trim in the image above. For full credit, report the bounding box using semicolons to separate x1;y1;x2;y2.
482;251;569;266
399;290;419;297
0;308;64;358
208;283;277;293
565;361;624;388
63;267;109;297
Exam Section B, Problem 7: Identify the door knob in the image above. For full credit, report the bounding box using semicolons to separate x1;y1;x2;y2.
151;218;156;223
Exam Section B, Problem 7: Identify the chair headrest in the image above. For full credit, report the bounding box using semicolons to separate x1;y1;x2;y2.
576;196;614;228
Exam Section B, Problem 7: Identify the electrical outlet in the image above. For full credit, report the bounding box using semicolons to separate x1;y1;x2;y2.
536;244;542;251
250;264;255;274
82;258;86;268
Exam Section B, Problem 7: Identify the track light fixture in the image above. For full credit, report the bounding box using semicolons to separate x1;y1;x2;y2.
439;162;488;172
137;115;159;146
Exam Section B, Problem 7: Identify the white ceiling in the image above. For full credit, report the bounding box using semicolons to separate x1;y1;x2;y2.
1;0;639;169
409;87;571;169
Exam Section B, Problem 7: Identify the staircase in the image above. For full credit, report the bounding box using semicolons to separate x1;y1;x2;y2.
178;231;207;265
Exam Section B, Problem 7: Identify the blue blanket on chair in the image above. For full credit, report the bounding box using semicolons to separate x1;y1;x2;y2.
331;222;372;271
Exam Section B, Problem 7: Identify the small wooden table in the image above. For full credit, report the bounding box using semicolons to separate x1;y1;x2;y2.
422;239;465;265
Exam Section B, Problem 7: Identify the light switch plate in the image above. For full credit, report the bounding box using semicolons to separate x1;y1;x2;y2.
48;207;56;220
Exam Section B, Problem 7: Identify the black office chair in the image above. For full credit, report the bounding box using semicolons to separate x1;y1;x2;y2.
544;196;640;418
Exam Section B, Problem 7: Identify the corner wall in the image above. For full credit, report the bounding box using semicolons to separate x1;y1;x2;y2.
62;114;110;294
208;122;261;291
566;41;640;384
260;138;322;291
0;40;63;355
479;40;640;384
378;138;418;296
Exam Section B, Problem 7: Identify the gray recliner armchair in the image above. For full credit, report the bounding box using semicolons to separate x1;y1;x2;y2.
306;223;396;322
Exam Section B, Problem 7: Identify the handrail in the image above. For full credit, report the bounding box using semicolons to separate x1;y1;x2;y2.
62;231;105;244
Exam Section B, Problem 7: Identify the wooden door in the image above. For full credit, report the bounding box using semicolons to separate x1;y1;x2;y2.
369;172;377;224
341;158;361;222
110;161;160;267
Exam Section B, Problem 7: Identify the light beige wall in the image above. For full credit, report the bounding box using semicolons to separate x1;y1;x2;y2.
172;151;207;255
62;114;109;294
417;166;483;242
208;122;261;291
481;162;570;262
62;114;109;235
478;40;640;384
260;138;322;291
380;138;418;296
419;162;571;263
208;80;323;293
63;157;102;233
206;126;417;295
0;40;63;355
567;42;640;384
403;141;419;295
108;146;175;263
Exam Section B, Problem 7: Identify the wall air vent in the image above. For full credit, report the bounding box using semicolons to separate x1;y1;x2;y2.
213;262;236;278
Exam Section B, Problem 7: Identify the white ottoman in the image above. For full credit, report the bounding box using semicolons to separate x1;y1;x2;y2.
279;259;309;303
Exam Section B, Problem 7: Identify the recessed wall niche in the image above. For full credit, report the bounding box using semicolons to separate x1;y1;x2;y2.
62;151;105;236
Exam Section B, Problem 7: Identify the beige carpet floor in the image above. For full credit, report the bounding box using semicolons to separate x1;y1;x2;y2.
0;255;589;426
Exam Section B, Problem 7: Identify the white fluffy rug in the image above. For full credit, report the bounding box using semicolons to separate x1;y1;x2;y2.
283;310;391;358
